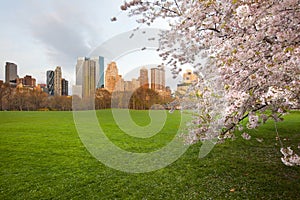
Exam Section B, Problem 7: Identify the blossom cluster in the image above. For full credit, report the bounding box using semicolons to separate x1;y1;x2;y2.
280;147;300;166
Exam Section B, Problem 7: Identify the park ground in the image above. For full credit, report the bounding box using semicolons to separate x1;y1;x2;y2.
0;110;299;199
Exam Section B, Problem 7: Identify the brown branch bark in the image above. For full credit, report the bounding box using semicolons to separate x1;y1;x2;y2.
221;104;268;135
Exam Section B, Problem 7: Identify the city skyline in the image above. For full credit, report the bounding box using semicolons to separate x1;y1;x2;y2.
1;58;191;95
3;62;68;96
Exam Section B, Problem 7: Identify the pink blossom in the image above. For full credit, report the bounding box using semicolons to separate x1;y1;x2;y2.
241;132;251;140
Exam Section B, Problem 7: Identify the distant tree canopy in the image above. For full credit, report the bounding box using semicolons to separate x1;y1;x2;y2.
0;84;173;111
0;84;71;111
97;87;173;110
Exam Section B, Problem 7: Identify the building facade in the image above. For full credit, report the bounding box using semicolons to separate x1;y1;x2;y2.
76;57;96;98
123;78;140;92
151;65;165;91
24;75;36;87
5;62;18;84
17;75;36;87
131;78;140;91
84;59;96;98
176;69;199;97
46;70;55;95
91;56;105;89
61;78;68;96
105;62;122;93
75;57;85;86
182;69;198;84
54;66;62;96
139;67;149;89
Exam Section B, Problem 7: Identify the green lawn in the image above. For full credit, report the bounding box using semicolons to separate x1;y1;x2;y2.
0;110;299;199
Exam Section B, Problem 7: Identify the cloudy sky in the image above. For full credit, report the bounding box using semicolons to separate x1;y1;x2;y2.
0;0;180;90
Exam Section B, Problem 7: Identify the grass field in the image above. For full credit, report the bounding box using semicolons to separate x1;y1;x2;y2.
0;110;299;199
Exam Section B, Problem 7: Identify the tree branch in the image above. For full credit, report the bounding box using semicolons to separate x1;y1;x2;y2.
173;0;182;15
198;27;221;33
221;104;268;136
152;1;181;16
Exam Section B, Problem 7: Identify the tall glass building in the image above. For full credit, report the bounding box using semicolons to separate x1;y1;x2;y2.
46;70;55;95
91;56;105;88
75;57;96;98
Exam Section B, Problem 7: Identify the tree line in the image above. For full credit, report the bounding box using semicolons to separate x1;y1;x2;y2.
0;83;173;111
75;87;173;110
0;83;72;111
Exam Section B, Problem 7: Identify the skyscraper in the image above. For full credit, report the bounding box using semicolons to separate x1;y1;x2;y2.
76;57;96;98
83;59;96;97
61;78;68;96
91;56;105;89
5;62;18;84
76;57;85;86
54;66;62;96
139;67;149;89
151;65;165;91
46;70;55;95
105;62;122;93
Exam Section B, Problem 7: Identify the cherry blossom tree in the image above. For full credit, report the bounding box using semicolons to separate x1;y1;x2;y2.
118;0;300;166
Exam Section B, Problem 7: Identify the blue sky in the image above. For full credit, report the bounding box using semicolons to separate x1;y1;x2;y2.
0;0;185;90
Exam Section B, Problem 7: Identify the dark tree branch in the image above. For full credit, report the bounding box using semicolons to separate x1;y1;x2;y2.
174;0;182;15
221;104;268;136
198;27;221;33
